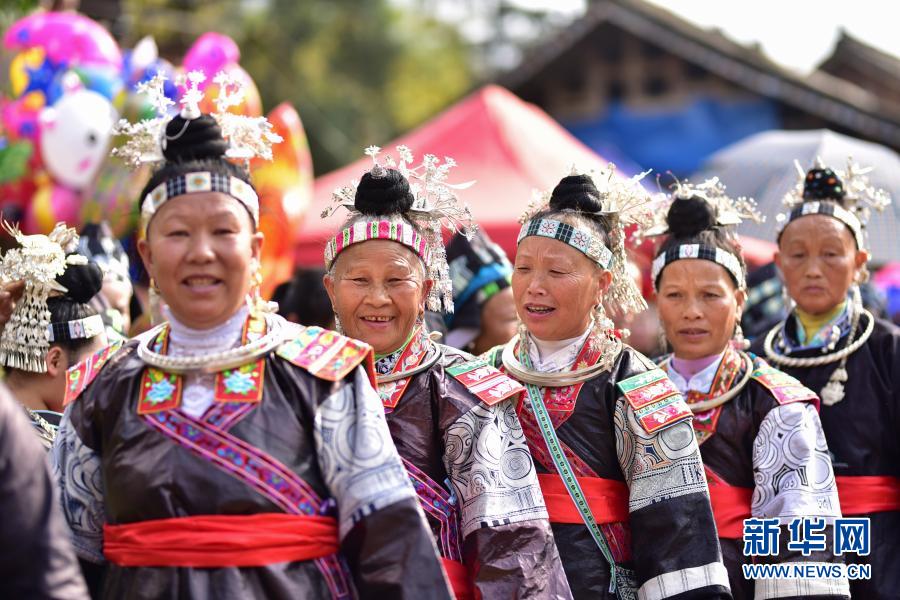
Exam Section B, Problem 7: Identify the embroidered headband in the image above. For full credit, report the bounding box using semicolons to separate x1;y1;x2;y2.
48;314;105;343
322;145;473;313
142;171;260;232
517;218;614;269
324;219;431;269
777;158;890;250
652;243;744;289
781;201;863;249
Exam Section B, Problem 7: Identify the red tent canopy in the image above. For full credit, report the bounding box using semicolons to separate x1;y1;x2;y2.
295;84;628;265
294;84;776;270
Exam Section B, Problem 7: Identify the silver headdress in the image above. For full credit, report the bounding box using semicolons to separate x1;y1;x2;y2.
112;71;282;234
0;222;88;372
643;177;763;290
776;157;891;251
322;145;475;313
643;177;763;238
519;164;653;317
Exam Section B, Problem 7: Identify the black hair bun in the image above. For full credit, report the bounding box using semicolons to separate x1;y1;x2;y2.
354;168;415;215
666;195;717;238
803;167;845;203
56;258;104;304
162;114;229;163
548;174;603;213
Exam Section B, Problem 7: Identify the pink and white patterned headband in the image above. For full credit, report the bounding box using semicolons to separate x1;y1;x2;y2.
324;219;431;270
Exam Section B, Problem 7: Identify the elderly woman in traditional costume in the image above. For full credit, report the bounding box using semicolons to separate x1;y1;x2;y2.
650;181;847;599
322;146;570;599
484;169;731;599
751;160;900;599
51;76;449;600
0;224;108;449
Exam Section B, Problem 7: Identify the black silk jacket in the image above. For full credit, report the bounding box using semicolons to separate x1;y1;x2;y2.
52;324;451;600
487;342;732;600
751;315;900;600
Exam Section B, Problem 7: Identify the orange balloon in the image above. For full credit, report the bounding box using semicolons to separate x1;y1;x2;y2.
251;103;313;298
197;65;262;117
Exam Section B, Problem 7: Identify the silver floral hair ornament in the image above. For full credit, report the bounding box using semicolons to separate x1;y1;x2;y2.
644;177;764;290
112;71;282;234
518;164;654;318
0;222;88;372
323;145;475;313
776;157;891;251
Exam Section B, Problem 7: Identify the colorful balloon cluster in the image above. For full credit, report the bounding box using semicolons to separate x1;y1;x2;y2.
0;11;311;293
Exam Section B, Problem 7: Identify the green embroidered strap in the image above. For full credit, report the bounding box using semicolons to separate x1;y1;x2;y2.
519;349;622;595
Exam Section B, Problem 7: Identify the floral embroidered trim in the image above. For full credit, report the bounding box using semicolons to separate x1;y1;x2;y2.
138;316;267;414
376;327;430;410
276;326;375;386
401;457;462;561
64;340;124;407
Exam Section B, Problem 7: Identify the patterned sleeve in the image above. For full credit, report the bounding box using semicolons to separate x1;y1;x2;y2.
50;407;107;564
614;398;732;599
314;364;452;599
751;402;850;599
445;398;571;598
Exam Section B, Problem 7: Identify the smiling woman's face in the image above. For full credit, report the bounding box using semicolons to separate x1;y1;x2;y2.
137;191;262;330
511;236;609;341
775;214;867;316
324;240;431;355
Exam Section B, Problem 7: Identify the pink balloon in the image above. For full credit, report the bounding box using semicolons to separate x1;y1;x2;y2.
182;32;241;82
4;12;122;69
24;182;80;234
2;99;41;140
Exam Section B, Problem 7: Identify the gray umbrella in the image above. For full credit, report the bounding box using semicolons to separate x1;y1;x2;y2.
692;129;900;263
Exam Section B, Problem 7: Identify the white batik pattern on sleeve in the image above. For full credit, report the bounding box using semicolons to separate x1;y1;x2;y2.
752;402;840;521
444;398;549;538
50;409;106;564
314;365;418;539
614;399;708;512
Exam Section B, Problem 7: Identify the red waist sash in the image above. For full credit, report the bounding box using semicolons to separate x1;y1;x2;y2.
537;473;629;525
707;484;752;539
836;475;900;515
104;513;339;567
442;558;475;600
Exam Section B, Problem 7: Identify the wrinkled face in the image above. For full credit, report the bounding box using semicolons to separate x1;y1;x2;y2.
775;215;867;316
324;240;431;355
657;259;746;360
138;192;262;330
472;287;518;355
512;236;609;341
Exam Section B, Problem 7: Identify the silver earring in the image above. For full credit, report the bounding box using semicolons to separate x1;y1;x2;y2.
333;314;343;333
733;322;750;351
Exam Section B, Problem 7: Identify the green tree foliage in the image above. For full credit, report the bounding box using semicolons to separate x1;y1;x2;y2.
123;0;474;174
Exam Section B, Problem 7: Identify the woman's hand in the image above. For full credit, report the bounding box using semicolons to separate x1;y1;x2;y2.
0;281;25;329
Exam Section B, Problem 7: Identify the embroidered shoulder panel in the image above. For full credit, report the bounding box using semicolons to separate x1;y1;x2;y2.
750;359;818;406
276;326;375;386
445;359;524;406
63;340;125;407
617;368;692;434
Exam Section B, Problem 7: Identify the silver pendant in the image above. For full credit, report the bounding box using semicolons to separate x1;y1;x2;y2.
820;379;845;406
